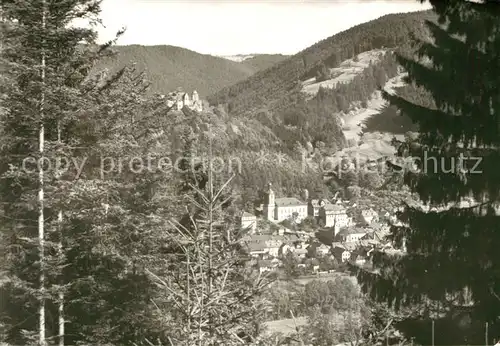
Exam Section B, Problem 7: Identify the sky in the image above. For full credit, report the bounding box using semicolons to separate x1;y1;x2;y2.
95;0;432;56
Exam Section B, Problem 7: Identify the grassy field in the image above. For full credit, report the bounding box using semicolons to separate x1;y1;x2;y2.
323;73;408;168
285;273;349;286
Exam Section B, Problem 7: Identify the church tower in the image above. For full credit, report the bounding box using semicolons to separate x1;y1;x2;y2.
192;90;202;112
264;183;275;220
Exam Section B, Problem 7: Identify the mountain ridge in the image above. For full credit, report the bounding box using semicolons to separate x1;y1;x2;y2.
98;44;288;97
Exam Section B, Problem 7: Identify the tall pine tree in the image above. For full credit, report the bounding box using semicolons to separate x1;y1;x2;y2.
0;1;112;343
0;1;175;345
355;0;500;343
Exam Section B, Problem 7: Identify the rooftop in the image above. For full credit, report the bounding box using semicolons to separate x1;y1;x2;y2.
368;222;383;230
243;235;281;242
245;242;267;252
275;197;306;207
343;242;358;251
358;239;379;247
337;227;368;236
323;204;347;212
308;242;330;250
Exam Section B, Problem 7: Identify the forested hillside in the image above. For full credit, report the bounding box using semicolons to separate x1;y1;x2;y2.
165;106;332;212
208;10;436;115
240;54;288;72
98;46;286;97
198;10;438;183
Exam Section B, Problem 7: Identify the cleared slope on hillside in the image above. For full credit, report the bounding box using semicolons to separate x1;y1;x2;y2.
301;71;414;174
340;74;408;162
208;10;436;115
99;46;286;97
302;49;388;96
341;72;407;143
220;54;255;62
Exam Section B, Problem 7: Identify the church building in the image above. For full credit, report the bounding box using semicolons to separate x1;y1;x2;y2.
263;183;308;223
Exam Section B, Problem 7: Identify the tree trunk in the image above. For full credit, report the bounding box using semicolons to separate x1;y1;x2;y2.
38;1;47;345
57;118;64;346
58;209;64;345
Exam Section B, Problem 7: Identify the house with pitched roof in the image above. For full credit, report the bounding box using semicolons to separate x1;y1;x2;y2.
335;226;368;243
245;242;267;257
307;242;331;257
365;221;391;244
257;259;277;273
360;208;379;225
242;234;285;258
318;203;350;233
240;211;257;234
331;245;351;263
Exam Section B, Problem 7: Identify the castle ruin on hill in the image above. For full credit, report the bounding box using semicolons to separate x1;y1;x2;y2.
162;88;203;112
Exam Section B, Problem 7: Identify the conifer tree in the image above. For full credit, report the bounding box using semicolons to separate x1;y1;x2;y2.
355;0;500;342
0;1;112;343
58;66;175;345
147;130;274;345
0;1;174;345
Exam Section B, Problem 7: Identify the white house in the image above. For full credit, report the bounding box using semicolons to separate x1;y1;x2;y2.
240;211;257;234
319;203;350;233
361;208;378;225
307;199;323;217
331;245;351;263
258;260;277;273
243;235;284;258
246;242;266;257
336;227;368;243
307;242;331;257
346;231;367;243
